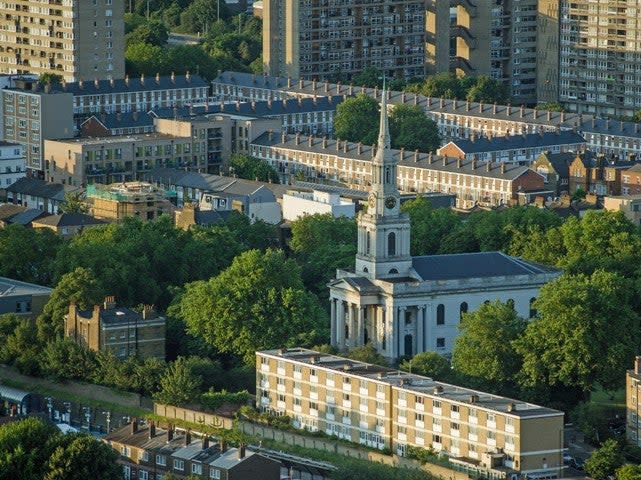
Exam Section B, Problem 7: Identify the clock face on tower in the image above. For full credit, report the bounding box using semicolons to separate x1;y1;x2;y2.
368;194;377;209
385;196;397;209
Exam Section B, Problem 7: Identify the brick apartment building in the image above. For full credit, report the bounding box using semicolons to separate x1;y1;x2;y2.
65;296;165;360
257;348;564;478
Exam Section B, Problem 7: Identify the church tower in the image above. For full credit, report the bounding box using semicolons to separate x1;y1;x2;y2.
354;87;413;279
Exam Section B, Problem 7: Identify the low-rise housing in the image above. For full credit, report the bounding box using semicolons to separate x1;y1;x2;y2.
627;356;641;446
532;152;574;197
603;195;641;226
568;153;632;196
250;132;545;209
65;296;165;360
106;421;282;480
5;177;79;214
31;213;105;237
86;182;176;222
621;164;641;196
282;190;355;221
436;131;586;165
257;348;564;478
0;142;25;189
0;277;52;318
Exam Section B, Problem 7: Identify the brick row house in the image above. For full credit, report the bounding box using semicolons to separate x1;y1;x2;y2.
106;421;281;480
567;153;634;197
249;132;546;209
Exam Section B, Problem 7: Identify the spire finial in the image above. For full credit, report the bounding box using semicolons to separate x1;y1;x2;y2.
377;74;390;153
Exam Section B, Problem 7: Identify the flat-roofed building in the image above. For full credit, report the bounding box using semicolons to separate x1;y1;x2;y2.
257;348;564;478
0;277;52;318
86;182;176;222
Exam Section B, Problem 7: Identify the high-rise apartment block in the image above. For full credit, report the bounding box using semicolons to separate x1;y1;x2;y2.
0;0;125;82
556;0;641;117
262;0;426;81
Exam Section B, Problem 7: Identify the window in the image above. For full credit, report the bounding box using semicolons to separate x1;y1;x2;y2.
173;459;184;471
459;302;468;320
388;232;396;256
451;405;460;413
138;451;149;462
120;446;130;457
139;471;148;480
191;464;202;475
436;304;445;325
432;400;441;408
433;434;442;443
156;455;166;466
436;338;445;348
210;469;221;479
529;297;537;318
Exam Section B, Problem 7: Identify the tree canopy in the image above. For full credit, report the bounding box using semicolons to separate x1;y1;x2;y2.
399;351;451;380
177;249;329;364
584;439;624;480
389;105;441;153
333;94;380;145
228;153;279;183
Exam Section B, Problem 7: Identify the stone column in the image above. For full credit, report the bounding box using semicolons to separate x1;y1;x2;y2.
349;303;357;348
398;306;407;357
357;306;365;346
337;301;346;350
417;305;425;353
389;305;397;359
330;298;337;347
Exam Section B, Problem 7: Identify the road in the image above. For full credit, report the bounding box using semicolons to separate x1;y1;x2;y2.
168;33;204;46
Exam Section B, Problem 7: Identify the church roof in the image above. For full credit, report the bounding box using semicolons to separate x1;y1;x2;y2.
412;252;558;281
343;276;381;294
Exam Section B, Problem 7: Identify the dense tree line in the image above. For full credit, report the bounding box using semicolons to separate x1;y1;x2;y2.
0;417;121;480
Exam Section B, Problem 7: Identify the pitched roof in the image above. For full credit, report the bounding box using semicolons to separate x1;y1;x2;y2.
50;74;209;96
8;209;48;225
251;132;536;181
411;251;559;281
444;131;586;155
0;276;52;296
537;152;575;177
6;177;66;199
0;203;26;221
32;213;105;228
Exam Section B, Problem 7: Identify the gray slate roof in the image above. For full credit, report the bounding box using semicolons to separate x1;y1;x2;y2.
7;209;47;225
445;131;586;155
50;74;209;96
6;177;65;200
0;276;52;296
251;132;536;181
538;152;575;177
412;251;559;281
33;213;105;228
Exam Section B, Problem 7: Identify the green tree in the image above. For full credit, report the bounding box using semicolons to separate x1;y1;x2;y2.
616;464;641;480
38;73;63;87
154;356;203;406
37;267;104;340
389;104;440;153
58;191;89;214
40;339;97;381
515;270;640;394
180;0;231;34
346;344;388;366
400;197;461;255
538;102;565;112
125;42;167;75
353;67;384;88
289;213;357;295
632;109;641;123
228;153;279;183
333;94;380;145
399;351;450;379
0;224;62;285
0;417;60;480
178;249;328;364
452;301;527;388
585;439;624;480
465;76;510;103
125;20;169;47
44;433;122;480
416;72;464;99
0;319;42;375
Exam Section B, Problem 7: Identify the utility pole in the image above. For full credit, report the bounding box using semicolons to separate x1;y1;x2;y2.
217;0;220;22
146;0;150;20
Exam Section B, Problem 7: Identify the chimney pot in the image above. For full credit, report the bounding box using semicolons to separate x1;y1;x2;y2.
149;421;156;438
131;418;138;434
167;426;174;442
635;356;641;375
238;444;246;459
323;136;328;148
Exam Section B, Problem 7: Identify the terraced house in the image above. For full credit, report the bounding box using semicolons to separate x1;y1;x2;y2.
257;348;564;479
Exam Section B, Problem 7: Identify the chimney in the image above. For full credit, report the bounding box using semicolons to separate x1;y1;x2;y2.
561;111;565;123
156;72;161;84
520;105;524;118
469;394;479;403
313;95;317;105
185;71;191;82
401;91;406;103
479;101;483;113
268;129;273;141
184;430;192;446
142;305;156;320
140;73;145;86
507;402;516;412
238;444;246;459
592;118;596;129
79;78;84;89
324;80;329;93
533;108;538;119
221;439;228;452
493;102;497;115
439;97;444;108
400;147;405;161
149;421;156;438
348;84;353;95
295;133;301;145
501;162;506;174
507;103;511;116
299;79;304;89
281;131;286;143
61;78;67;90
202;436;210;450
323;136;328;149
453;99;458;110
356;141;361;154
312;79;317;91
374;85;379;99
635;356;641;375
167;426;174;442
466;100;470;112
282;98;287;109
336;81;341;94
124;75;129;86
606;119;611;130
621;120;625;132
220;101;225;111
472;155;477;170
442;157;447;167
236;100;240;111
343;141;348;153
308;136;313;147
636;123;639;134
427;151;432;164
103;295;116;309
94;78;99;89
486;160;492;172
171;71;176;83
130;418;138;434
251;100;256;111
414;93;419;106
457;158;462;169
547;110;551;121
287;76;292;88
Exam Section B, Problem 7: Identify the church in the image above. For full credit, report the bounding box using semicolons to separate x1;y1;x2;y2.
328;90;561;361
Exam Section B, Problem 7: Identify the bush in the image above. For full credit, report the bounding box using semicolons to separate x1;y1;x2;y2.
200;389;251;411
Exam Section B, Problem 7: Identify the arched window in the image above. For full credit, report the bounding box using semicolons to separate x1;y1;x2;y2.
363;267;369;273
365;230;371;254
385;166;391;184
459;302;468;320
529;297;537;318
389;268;398;274
436;304;445;325
388;232;396;256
